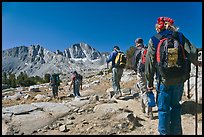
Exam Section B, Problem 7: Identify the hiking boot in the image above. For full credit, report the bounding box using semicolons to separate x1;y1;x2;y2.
74;96;80;101
113;92;122;99
109;91;115;99
149;112;153;120
145;112;153;120
141;99;146;113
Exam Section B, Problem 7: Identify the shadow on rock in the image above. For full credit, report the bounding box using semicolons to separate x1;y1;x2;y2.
119;92;140;101
132;92;140;98
181;101;202;115
153;115;158;120
127;113;144;127
120;95;135;101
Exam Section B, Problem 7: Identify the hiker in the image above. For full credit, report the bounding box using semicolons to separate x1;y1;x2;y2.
145;16;202;135
50;73;60;98
69;71;83;98
106;46;126;99
132;38;155;119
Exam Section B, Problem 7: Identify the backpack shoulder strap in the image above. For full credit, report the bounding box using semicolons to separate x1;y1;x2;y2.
151;30;174;49
140;48;145;55
179;33;182;44
177;32;183;45
143;48;147;55
151;35;161;50
118;51;122;54
151;31;165;49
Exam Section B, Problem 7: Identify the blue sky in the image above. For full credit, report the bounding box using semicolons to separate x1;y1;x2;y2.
2;2;202;52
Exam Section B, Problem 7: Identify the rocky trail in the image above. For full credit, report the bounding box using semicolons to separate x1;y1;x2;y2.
2;69;202;135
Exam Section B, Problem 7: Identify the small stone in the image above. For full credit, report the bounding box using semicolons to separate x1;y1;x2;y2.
59;125;68;132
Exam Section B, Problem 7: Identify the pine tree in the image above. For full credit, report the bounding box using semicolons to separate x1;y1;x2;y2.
125;46;136;69
44;73;51;83
16;71;28;87
2;72;8;84
8;73;16;88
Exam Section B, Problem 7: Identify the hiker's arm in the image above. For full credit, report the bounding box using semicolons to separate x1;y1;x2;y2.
135;50;142;72
69;80;73;90
135;50;141;64
106;51;114;63
132;50;139;72
182;34;202;67
145;38;156;88
49;78;53;86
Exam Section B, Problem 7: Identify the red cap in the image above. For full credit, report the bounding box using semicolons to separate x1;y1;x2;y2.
157;17;174;29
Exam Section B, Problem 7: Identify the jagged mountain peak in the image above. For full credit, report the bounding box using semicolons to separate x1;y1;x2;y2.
2;43;107;77
65;42;101;60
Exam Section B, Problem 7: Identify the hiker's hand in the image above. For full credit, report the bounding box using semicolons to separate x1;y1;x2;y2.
147;86;154;91
197;61;202;67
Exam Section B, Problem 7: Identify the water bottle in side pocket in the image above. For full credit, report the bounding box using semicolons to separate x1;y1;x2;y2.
147;91;156;107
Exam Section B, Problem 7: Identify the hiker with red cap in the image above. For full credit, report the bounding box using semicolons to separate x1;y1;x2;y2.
145;17;202;135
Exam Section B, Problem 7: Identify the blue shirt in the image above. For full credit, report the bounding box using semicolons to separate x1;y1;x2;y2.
106;50;118;68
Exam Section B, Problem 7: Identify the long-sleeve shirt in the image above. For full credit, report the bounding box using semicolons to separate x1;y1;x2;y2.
145;29;199;87
107;50;118;68
132;47;146;73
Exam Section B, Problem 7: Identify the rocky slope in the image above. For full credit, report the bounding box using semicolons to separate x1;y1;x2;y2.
2;68;202;135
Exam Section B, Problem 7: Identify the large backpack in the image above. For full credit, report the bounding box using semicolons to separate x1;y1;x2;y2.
139;48;148;72
50;74;60;86
151;30;189;79
132;48;147;72
141;48;147;65
115;51;127;68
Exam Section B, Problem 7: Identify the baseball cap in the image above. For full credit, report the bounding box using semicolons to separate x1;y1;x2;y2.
113;46;120;50
135;38;143;44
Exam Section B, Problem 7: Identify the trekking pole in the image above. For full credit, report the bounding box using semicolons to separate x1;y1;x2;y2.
187;78;190;99
195;48;198;135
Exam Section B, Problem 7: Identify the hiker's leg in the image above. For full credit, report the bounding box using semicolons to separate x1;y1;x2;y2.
138;72;148;113
52;86;56;98
76;86;81;97
55;86;58;97
178;83;184;102
73;84;77;97
157;84;171;135
143;93;148;114
112;68;117;93
156;83;159;106
148;107;153;120
117;68;124;92
75;81;81;97
139;72;147;93
137;73;142;94
115;68;120;92
169;83;184;135
141;95;146;113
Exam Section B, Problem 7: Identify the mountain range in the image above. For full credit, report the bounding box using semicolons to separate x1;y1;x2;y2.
2;43;108;77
